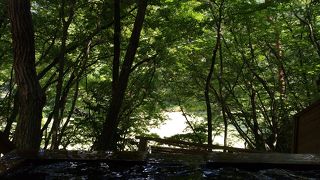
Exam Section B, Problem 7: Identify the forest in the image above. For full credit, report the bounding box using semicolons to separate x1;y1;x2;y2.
0;0;319;155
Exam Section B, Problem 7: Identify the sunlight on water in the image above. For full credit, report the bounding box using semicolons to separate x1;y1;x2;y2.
150;112;245;148
150;112;188;138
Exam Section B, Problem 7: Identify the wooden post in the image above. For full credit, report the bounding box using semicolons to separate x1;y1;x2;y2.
137;138;148;152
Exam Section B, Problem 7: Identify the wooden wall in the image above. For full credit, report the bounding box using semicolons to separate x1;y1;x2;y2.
293;100;320;153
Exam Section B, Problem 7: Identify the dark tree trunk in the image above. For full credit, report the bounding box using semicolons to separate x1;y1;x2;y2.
8;0;45;151
204;1;223;146
112;0;121;93
250;89;265;150
50;0;75;150
3;92;19;139
0;131;15;154
57;80;80;146
217;36;228;150
95;0;148;151
3;67;15;139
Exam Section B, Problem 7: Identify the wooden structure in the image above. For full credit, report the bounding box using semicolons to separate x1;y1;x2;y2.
136;136;257;153
206;152;320;170
293;100;320;153
3;150;320;176
0;150;146;176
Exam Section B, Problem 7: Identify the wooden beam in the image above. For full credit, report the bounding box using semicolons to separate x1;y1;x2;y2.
135;136;258;153
206;152;320;170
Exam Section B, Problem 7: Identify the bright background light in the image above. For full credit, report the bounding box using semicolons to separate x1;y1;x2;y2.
150;112;245;148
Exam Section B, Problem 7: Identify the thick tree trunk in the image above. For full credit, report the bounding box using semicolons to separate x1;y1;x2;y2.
8;0;45;151
95;0;148;151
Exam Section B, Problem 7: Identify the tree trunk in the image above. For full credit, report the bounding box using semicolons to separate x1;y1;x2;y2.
50;0;75;150
112;0;121;93
218;35;228;150
57;80;80;146
95;0;148;151
204;0;223;146
0;131;15;154
250;89;265;150
178;100;202;143
8;0;45;151
3;92;19;139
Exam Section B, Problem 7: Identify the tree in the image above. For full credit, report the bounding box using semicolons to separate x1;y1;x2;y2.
8;0;45;151
95;0;149;150
204;0;224;146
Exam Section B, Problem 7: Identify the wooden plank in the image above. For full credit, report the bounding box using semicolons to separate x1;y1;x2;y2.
2;150;320;176
207;152;320;165
148;151;320;170
37;150;147;161
137;138;148;152
0;150;147;176
150;146;209;154
136;136;257;153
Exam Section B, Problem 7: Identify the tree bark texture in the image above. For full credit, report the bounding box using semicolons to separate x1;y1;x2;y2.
96;0;148;151
8;0;45;151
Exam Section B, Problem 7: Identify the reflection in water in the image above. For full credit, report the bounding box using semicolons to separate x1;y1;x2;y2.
3;159;320;179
